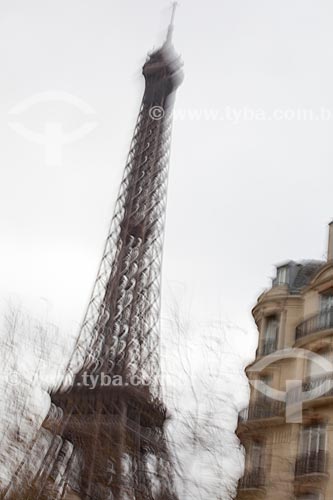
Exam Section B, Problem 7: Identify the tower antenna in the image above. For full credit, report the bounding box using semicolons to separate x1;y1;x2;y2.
166;2;178;44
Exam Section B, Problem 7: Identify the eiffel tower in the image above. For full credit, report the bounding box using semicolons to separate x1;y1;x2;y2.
18;5;184;500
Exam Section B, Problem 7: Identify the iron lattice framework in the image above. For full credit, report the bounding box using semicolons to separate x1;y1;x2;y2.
18;9;183;500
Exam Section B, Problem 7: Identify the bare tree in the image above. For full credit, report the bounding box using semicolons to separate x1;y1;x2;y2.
161;300;245;499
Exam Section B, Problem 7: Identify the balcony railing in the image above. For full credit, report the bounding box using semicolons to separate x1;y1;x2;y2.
239;468;265;490
295;450;327;477
296;308;333;342
303;372;333;398
239;399;284;423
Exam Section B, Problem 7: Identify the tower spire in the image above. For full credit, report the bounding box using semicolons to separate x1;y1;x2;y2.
166;2;178;44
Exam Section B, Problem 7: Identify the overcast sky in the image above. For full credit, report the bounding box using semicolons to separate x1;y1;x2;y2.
2;0;333;495
1;0;333;396
1;0;333;328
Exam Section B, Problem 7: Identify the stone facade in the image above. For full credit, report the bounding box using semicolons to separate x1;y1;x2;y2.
237;223;333;500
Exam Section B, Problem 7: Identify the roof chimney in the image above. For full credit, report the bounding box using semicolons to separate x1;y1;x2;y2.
328;221;333;261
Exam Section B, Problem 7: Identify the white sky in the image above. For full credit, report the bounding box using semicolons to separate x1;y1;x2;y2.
1;0;333;328
1;1;333;491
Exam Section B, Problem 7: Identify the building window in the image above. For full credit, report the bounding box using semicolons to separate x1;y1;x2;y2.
276;266;289;285
248;441;263;471
254;374;274;417
262;316;278;355
295;425;327;476
319;291;333;330
299;424;326;456
241;441;265;489
320;291;333;311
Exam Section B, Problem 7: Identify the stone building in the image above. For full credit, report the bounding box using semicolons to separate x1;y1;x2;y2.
237;222;333;500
